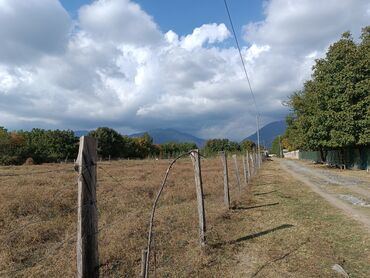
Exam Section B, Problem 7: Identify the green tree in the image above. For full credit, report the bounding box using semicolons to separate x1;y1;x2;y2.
285;27;370;162
271;136;283;157
88;127;125;158
203;139;240;155
23;129;77;163
240;140;256;152
160;142;197;158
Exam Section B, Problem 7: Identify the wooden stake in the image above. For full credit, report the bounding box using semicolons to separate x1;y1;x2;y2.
242;155;247;184
250;153;254;177
232;154;241;192
190;150;206;246
141;249;147;277
219;151;230;209
75;136;99;278
246;151;251;182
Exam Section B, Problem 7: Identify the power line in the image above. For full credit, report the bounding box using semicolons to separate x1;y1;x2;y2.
223;0;259;115
223;0;262;157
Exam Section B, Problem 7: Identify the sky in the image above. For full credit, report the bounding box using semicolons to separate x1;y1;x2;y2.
0;0;369;140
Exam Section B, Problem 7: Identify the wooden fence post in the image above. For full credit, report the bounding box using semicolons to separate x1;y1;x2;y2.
190;150;206;246
257;152;261;168
253;152;257;176
232;154;241;192
250;153;254;177
246;151;250;182
75;136;99;278
255;152;258;174
141;249;147;277
219;151;230;209
242;155;247;184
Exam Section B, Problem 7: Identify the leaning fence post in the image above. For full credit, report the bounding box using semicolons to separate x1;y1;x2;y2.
219;151;230;209
75;136;99;278
232;154;241;192
190;150;206;246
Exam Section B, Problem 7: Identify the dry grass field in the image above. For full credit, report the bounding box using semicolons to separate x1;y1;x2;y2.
1;157;370;277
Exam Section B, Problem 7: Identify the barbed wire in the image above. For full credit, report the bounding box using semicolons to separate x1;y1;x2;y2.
1;164;93;245
0;207;132;277
1;152;264;277
1;160;129;245
144;151;193;277
98;165;123;184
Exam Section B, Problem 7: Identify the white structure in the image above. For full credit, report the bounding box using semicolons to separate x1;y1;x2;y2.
283;150;300;159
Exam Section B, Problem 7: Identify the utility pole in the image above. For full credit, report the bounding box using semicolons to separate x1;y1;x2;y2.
256;115;261;167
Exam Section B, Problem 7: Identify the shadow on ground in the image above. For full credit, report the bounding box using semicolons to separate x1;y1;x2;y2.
231;202;279;210
253;190;277;196
210;224;294;248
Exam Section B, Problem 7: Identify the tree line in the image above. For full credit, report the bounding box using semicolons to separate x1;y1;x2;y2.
0;126;258;165
273;26;369;161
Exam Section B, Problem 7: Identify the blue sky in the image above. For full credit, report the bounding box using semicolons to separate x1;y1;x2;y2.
0;0;368;140
60;0;263;43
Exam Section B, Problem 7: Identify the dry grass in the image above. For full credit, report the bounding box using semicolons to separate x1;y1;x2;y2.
1;158;370;277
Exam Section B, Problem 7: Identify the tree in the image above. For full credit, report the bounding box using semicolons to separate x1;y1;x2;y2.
240;140;256;152
285;27;370;162
271;136;282;157
356;26;370;146
160;142;197;158
88;127;125;158
203;139;240;155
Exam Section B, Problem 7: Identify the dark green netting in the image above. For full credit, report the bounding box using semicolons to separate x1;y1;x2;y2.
299;147;369;170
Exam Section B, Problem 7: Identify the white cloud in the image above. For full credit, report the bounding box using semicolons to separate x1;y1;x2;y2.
180;23;230;50
0;0;71;64
0;0;369;140
78;0;162;45
244;44;270;62
244;0;369;51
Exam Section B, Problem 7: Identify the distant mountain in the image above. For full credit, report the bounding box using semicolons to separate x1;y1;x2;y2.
74;130;89;137
243;120;286;149
129;128;206;147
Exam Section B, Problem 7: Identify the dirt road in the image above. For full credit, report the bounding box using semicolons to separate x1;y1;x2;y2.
279;159;370;231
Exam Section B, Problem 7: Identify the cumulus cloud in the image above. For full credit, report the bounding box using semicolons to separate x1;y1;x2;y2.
0;0;71;65
180;23;230;50
244;0;369;52
0;0;369;140
79;0;162;45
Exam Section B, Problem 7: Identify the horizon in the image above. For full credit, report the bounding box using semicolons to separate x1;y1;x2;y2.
2;119;286;142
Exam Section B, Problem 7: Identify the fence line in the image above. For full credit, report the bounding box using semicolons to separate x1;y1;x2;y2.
1;146;265;277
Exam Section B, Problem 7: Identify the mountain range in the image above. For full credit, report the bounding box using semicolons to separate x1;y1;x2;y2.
74;120;287;149
129;128;206;147
243;120;286;148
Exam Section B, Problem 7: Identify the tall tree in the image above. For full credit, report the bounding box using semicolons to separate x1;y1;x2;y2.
285;26;370;162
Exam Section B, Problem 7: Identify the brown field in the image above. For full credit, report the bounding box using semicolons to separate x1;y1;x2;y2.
1;158;370;277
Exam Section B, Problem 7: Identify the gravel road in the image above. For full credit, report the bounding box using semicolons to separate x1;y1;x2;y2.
279;159;370;231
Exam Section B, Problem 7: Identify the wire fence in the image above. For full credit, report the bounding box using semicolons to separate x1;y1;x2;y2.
0;151;264;277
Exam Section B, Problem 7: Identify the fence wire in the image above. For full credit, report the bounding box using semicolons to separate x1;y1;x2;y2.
0;153;264;277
